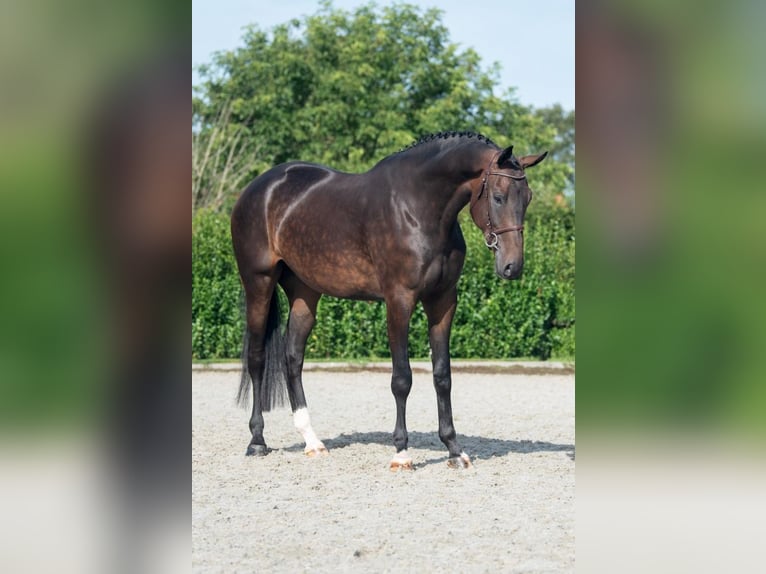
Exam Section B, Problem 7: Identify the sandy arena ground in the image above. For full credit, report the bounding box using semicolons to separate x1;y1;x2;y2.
192;366;574;573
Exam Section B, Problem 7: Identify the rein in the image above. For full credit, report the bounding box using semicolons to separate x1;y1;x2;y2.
470;151;528;250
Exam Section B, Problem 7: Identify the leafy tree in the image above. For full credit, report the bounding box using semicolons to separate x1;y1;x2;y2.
193;1;573;208
534;104;575;193
193;103;264;211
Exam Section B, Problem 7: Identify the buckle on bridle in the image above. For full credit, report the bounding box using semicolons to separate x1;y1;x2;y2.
484;232;499;250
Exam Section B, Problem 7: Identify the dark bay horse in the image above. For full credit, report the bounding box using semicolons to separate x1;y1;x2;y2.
231;131;547;469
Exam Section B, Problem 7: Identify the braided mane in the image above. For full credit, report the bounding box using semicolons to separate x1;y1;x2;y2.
398;131;497;153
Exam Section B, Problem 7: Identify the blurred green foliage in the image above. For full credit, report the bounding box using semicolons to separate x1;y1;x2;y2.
0;0;188;427
576;0;766;433
192;208;574;360
0;151;103;427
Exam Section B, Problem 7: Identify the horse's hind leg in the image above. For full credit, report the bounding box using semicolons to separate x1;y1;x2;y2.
242;271;280;456
423;288;471;469
280;271;326;456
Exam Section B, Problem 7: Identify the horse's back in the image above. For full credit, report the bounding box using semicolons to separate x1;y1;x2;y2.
234;161;329;209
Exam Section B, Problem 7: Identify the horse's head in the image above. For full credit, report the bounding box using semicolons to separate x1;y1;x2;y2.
470;146;548;279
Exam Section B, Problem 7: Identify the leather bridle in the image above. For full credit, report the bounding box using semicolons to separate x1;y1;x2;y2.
470;150;528;250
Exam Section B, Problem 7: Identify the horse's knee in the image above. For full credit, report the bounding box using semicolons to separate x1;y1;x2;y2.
391;369;412;398
433;372;451;393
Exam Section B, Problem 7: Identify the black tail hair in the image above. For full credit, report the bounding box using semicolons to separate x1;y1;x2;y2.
236;290;288;411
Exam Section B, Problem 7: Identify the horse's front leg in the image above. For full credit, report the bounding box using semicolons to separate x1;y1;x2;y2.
423;288;472;469
385;294;416;471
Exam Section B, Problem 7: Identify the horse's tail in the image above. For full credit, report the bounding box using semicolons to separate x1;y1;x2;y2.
237;290;289;411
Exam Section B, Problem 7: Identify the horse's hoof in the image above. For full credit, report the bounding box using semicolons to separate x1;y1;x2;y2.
305;445;329;457
447;453;473;469
246;444;269;457
389;450;414;471
389;459;414;471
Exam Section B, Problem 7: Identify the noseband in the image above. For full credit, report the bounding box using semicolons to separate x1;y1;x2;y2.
470;151;528;250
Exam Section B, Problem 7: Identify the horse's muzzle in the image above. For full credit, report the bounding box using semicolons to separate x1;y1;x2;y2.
499;260;523;280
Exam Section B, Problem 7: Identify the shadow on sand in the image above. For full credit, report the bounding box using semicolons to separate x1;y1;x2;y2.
282;430;574;466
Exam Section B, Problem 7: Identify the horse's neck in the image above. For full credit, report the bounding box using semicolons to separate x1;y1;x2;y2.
418;143;493;227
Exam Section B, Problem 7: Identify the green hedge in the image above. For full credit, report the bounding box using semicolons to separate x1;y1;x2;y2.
192;210;245;359
192;208;574;360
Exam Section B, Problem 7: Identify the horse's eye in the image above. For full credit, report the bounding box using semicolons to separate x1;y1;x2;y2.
493;195;503;205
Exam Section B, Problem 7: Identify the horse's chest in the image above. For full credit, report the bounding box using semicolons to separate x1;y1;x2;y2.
376;223;466;294
421;251;464;293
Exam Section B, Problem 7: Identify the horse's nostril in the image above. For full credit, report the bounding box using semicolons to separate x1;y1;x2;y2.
503;263;515;277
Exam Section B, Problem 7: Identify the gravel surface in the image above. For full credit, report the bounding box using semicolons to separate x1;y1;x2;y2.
192;367;574;573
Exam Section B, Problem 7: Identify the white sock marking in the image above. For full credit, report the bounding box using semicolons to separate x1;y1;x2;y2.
293;408;324;452
391;449;411;464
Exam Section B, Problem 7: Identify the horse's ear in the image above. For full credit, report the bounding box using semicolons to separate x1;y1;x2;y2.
496;145;514;166
519;151;548;169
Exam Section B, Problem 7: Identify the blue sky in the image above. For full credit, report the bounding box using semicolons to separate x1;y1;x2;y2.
192;0;574;110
